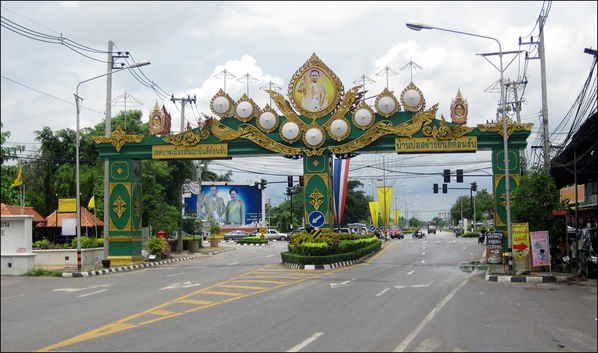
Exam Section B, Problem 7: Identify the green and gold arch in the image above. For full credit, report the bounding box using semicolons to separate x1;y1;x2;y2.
95;53;533;265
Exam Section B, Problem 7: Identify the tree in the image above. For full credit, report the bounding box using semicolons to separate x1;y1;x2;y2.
342;179;371;225
0;123;24;204
512;167;564;244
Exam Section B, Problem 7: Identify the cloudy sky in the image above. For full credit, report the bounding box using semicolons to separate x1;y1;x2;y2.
1;1;596;222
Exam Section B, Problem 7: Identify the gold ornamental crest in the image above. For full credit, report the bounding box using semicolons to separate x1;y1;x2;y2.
287;53;344;119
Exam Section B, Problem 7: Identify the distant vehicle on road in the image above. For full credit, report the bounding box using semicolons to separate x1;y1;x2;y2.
389;227;404;239
223;230;250;241
348;223;368;235
250;229;289;241
427;221;437;234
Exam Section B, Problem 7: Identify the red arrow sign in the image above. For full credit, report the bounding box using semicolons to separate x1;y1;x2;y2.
513;243;528;251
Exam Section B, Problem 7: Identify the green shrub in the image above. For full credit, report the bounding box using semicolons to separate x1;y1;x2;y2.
237;237;268;245
281;240;381;265
145;237;166;256
70;236;101;249
23;269;63;277
33;239;51;249
462;232;478;238
95;238;104;247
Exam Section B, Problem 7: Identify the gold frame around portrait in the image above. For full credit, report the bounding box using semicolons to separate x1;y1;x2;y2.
288;53;343;119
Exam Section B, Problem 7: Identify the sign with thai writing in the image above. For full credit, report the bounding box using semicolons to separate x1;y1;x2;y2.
58;198;76;213
395;137;477;153
486;231;503;264
530;230;550;267
152;144;228;159
560;184;585;204
512;222;530;261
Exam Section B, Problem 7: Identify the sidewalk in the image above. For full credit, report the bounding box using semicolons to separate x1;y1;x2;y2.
62;245;235;278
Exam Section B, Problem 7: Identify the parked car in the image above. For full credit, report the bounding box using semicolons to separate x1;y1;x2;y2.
389;227;404;239
223;230;250;241
578;228;597;278
334;227;351;233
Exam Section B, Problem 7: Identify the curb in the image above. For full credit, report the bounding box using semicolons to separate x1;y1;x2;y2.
283;258;362;270
485;274;569;283
62;256;195;278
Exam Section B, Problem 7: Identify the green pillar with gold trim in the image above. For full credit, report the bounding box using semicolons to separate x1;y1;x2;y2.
303;153;334;229
492;148;521;256
108;159;143;266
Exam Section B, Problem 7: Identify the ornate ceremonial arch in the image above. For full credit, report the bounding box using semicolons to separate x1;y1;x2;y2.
95;53;533;266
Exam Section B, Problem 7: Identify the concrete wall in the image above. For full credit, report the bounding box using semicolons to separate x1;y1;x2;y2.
33;248;105;269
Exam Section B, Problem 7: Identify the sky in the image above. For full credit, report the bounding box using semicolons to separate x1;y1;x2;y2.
1;1;596;223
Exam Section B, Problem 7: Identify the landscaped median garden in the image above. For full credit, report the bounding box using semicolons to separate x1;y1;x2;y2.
281;230;381;266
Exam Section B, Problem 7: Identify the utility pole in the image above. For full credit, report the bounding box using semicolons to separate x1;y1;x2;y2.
104;40;113;260
521;13;550;167
505;79;528;174
171;95;197;253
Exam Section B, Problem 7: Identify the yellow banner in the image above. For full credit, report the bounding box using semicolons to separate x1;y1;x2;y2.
395;137;477;152
369;201;379;227
152;144;228;159
377;187;392;226
512;222;530;261
58;198;76;213
394;209;400;226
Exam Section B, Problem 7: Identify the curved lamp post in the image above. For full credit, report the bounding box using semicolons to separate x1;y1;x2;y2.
74;59;150;272
406;21;513;273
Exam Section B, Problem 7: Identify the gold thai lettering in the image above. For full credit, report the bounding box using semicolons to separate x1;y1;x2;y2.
152;144;228;159
395;137;477;152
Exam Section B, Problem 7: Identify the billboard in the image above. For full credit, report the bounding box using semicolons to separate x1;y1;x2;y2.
184;182;263;229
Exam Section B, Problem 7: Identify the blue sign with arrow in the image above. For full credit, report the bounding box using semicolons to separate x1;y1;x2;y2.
308;211;325;228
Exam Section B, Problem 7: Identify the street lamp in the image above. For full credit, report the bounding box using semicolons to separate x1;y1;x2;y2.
74;59;150;272
406;21;513;272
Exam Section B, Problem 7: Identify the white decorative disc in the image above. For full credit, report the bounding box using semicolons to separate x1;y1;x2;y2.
281;122;300;140
305;128;323;146
377;96;396;115
259;111;276;130
236;101;253;119
354;108;373;127
403;89;422;108
330;119;349;137
213;96;230;114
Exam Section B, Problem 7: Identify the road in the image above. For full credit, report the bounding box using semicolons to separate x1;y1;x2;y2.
2;231;596;352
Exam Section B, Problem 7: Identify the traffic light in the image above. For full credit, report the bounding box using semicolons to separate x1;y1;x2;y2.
456;169;463;183
443;169;450;183
433;183;439;193
442;183;448;193
471;182;477;192
287;176;293;187
299;175;304;187
260;178;267;189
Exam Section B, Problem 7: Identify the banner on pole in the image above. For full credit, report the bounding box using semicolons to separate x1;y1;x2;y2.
369;201;379;227
332;158;350;226
530;231;550;267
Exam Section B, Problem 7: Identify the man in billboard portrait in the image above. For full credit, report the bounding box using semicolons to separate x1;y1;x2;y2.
297;69;329;111
225;188;246;225
203;185;225;223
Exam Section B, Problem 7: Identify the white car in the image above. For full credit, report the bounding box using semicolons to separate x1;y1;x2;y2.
263;229;289;241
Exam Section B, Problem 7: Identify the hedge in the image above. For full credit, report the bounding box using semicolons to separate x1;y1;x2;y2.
281;239;381;265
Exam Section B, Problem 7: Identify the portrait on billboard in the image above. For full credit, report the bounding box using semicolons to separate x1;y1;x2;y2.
184;183;261;229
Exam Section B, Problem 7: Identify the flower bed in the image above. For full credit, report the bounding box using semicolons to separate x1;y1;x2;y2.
281;230;381;265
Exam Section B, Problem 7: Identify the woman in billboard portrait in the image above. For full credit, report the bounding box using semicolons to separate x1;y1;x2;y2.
225;188;246;225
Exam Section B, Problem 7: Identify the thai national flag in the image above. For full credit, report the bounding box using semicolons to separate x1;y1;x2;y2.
333;158;350;227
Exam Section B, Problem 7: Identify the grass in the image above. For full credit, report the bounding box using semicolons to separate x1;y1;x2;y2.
22;269;63;277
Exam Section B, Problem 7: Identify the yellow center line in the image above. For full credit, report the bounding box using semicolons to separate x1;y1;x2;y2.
219;284;267;290
202;291;245;297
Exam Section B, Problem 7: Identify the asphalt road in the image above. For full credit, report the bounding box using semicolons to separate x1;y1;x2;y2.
1;232;596;352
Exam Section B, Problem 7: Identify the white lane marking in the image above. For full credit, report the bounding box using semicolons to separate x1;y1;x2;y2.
393;274;473;352
376;288;390;296
167;272;185;277
287;332;324;352
421;252;426;256
160;281;201;290
52;284;111;293
1;293;25;300
228;262;240;265
330;280;351;288
78;289;107;297
265;254;274;258
411;281;434;288
406;270;415;275
421;260;425;264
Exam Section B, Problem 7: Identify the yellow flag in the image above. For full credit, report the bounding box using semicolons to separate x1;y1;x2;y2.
10;167;22;188
377;186;392;226
88;195;95;210
369;201;379;227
